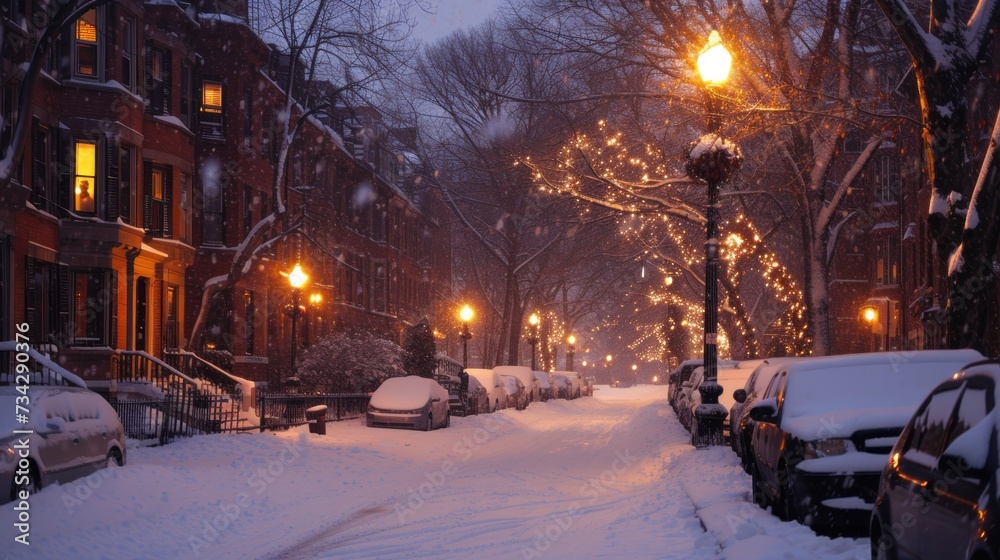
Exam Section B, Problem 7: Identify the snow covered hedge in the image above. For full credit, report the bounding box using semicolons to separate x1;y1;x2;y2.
297;332;406;393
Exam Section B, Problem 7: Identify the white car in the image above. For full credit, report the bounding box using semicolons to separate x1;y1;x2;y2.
533;371;553;401
0;386;126;504
551;371;582;399
466;368;508;413
494;366;540;404
366;376;451;431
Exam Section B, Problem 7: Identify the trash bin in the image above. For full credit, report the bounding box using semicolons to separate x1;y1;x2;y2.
305;405;327;435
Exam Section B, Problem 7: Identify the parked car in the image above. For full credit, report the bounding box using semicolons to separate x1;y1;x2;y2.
583;376;595;396
449;374;490;416
466;368;508;413
871;359;1000;560
730;358;810;471
0;386;126;504
499;375;528;411
552;371;582;399
366;376;451;431
534;372;554;401
686;362;754;441
550;373;571;399
495;366;540;404
747;349;983;534
669;359;738;414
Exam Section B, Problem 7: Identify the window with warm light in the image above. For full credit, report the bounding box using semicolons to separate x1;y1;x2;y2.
74;10;99;78
74;141;96;213
200;80;225;138
202;82;223;113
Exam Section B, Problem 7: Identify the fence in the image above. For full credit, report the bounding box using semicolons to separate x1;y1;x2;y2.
256;393;371;431
111;392;246;445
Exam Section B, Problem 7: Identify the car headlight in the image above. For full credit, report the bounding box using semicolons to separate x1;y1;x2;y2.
804;438;853;459
0;446;15;464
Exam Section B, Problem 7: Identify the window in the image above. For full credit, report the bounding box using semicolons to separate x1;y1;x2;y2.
950;384;991;447
199;80;224;138
25;257;59;345
74;140;96;213
244;290;255;355
121;18;136;90
876;239;899;286
179;61;191;126
908;385;963;463
1;84;18;167
74;10;99;78
872;153;900;204
202;167;224;245
179;173;192;243
143;164;171;236
164;285;178;349
243;184;252;235
373;259;386;313
70;269;116;346
243;89;252;139
145;45;171;115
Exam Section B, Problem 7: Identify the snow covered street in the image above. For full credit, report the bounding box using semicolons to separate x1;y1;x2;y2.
2;386;868;559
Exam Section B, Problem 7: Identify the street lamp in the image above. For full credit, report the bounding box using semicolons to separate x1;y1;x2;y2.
459;304;474;368
605;354;613;387
528;312;540;370
566;334;576;371
284;263;309;375
688;31;741;448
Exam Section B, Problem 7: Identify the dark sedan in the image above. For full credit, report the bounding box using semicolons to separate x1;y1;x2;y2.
747;350;982;535
871;359;1000;560
731;358;807;472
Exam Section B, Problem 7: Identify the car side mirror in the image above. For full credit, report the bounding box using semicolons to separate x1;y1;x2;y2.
733;389;747;404
431;398;441;403
748;398;778;424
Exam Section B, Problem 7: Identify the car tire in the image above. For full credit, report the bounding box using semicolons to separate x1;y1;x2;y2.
776;462;800;523
425;414;432;431
494;400;499;413
11;460;40;501
106;449;124;468
445;412;451;428
870;522;894;560
750;462;768;509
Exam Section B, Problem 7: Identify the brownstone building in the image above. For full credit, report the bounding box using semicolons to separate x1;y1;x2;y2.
0;0;451;392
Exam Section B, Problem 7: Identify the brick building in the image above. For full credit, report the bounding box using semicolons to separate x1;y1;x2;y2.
0;0;451;388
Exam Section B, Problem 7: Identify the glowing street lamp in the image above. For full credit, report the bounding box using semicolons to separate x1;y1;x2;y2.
605;354;613;387
566;334;577;371
528;313;540;370
284;263;309;374
688;31;741;448
459;305;474;368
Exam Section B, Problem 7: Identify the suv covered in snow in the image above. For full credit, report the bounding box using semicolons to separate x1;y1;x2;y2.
747;349;983;534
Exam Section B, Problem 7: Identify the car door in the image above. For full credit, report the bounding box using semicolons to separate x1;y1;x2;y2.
752;370;787;494
919;377;994;559
884;380;964;559
33;392;86;484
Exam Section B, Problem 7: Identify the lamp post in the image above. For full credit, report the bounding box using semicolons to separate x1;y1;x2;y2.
284;263;308;375
688;31;740;448
566;334;576;371
605;354;613;387
528;313;540;370
459;304;474;368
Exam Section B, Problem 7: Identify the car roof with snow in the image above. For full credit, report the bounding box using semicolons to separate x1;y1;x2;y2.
369;376;448;410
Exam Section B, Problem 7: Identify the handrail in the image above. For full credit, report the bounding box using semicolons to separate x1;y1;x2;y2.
115;349;198;387
164;349;245;391
0;342;87;388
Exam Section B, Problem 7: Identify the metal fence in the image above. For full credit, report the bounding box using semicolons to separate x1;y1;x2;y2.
256;393;371;431
111;392;247;445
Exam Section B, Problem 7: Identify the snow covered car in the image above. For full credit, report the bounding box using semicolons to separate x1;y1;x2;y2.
533;371;554;401
0;386;126;504
871;359;1000;560
499;374;528;411
747;349;983;534
549;373;570;399
669;360;703;413
466;368;508;413
366;376;451;431
462;375;490;415
686;362;752;442
495;365;540;404
731;358;810;471
552;371;582;399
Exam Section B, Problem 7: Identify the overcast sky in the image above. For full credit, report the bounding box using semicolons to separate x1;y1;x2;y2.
410;0;502;43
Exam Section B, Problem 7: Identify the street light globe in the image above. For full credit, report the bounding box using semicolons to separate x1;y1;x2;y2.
529;313;540;326
862;307;877;323
665;276;674;287
568;334;576;345
605;354;612;363
631;364;637;371
460;304;474;323
288;264;308;289
697;30;732;86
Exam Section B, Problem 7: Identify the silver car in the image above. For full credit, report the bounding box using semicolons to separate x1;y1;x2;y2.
366;376;451;431
1;386;127;504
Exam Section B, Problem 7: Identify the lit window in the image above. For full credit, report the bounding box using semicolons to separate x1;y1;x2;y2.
74;141;96;213
75;10;98;77
202;82;222;113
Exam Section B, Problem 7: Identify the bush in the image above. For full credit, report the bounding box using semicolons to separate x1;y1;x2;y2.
297;331;405;393
403;319;437;378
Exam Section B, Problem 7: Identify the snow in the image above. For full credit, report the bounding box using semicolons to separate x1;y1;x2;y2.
153;114;194;135
533;371;552;389
943;413;993;469
0;385;872;559
369;376;448;410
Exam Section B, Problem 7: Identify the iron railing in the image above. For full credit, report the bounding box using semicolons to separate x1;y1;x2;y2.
256;393;370;431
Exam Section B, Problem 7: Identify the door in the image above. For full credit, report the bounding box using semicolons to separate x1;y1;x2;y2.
135;277;147;351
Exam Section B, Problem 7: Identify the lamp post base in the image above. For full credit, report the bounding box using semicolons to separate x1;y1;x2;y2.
692;381;728;448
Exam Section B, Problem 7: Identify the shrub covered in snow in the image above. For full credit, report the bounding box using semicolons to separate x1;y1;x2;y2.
297;332;405;393
402;319;437;379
